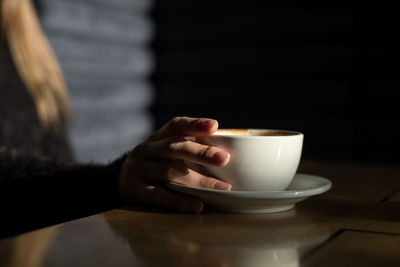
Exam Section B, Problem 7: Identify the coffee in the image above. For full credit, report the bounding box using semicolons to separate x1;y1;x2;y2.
215;129;298;136
253;130;298;136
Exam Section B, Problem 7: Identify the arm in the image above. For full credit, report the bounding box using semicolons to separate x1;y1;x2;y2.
0;147;126;236
0;117;232;237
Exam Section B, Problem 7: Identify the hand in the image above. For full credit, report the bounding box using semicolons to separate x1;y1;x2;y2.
118;117;231;213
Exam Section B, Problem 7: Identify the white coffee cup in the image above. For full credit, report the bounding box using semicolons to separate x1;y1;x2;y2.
194;129;303;191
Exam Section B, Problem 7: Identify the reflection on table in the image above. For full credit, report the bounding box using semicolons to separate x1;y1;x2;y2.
1;160;400;267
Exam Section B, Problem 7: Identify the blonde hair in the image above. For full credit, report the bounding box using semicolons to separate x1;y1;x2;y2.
1;0;71;131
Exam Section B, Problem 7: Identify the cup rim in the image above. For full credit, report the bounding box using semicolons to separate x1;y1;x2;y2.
213;129;303;138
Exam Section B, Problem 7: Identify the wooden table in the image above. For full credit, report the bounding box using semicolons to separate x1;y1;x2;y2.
1;160;399;267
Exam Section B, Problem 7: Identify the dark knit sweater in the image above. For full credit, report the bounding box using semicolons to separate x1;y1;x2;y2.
0;38;125;238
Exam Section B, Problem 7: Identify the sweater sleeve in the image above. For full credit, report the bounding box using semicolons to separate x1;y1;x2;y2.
0;147;127;237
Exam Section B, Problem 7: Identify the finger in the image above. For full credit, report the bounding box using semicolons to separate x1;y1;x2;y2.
128;184;204;213
132;159;231;190
171;168;232;191
133;159;190;182
149;117;218;141
145;137;230;166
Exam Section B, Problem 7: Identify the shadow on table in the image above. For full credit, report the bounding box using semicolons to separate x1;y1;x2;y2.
297;197;400;222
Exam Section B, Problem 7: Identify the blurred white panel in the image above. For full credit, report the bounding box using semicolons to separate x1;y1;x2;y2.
68;80;154;112
41;0;153;44
38;0;155;163
68;112;153;162
46;0;154;12
47;37;154;79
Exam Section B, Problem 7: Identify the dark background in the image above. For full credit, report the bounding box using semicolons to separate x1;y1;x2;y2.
151;2;400;163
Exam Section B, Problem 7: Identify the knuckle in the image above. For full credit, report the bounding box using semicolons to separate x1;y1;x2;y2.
199;177;215;189
168;116;192;128
162;161;187;180
169;116;184;126
164;117;185;137
179;141;192;153
198;146;214;159
167;142;177;152
167;138;188;152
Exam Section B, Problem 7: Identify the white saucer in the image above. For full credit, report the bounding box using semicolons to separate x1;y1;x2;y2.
167;173;331;213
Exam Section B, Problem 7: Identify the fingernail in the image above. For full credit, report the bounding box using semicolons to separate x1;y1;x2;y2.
213;181;232;191
212;151;230;165
200;119;217;130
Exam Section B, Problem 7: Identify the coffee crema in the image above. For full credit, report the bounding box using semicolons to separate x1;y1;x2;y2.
215;129;298;136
